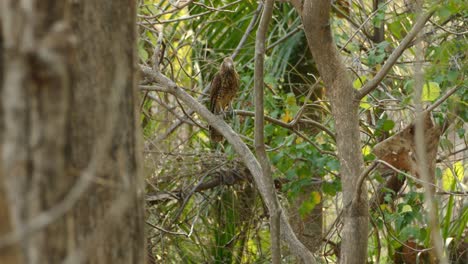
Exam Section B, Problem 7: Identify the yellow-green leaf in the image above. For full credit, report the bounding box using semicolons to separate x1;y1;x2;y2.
311;191;321;204
401;204;412;213
360;96;372;110
362;145;372;156
286;93;297;106
295;137;304;144
441;161;465;191
421;82;440;102
380;204;393;212
353;76;368;89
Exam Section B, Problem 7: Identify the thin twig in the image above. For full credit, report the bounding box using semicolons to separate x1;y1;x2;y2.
425;85;462;113
146;93;196;126
234;109;336;140
430;19;468;35
267;26;302;51
138;0;193;19
141;0;242;24
354;161;379;201
232;2;263;59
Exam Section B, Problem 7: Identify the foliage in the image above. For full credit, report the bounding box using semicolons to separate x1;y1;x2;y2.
140;0;467;262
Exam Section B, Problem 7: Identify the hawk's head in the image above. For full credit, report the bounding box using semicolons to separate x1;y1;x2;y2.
220;57;235;73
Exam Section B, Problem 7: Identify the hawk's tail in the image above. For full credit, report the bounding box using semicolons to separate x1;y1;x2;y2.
209;126;223;143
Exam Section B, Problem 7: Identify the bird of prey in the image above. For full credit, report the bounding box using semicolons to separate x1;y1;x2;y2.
209;57;239;142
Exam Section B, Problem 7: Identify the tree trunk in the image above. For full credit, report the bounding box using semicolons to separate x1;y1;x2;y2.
301;1;368;263
0;1;145;263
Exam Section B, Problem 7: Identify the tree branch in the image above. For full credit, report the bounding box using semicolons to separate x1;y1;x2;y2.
254;1;282;262
425;85;461;113
302;1;368;262
356;10;435;100
234;109;336;140
232;2;263;59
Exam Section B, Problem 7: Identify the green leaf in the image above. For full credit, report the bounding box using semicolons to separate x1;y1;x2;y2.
457;128;465;139
381;119;395;131
401;205;412;213
421;82;440;102
138;43;149;61
376;117;395;132
299;192;321;217
265;74;277;87
323;181;338;196
286;93;297;106
353;76;373;109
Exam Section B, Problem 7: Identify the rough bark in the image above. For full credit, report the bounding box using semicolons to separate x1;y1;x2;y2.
301;1;368;263
0;1;144;263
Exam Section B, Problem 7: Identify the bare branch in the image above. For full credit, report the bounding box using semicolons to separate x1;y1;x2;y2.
254;1;281;262
430;19;468;35
232;2;263;59
425;85;461;113
354;161;378;202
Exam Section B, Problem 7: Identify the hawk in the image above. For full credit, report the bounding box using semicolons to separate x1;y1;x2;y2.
209;57;239;142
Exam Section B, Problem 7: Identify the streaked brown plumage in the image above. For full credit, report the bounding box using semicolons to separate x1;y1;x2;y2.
209;57;239;142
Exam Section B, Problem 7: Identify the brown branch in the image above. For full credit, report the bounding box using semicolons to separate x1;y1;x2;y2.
302;1;368;262
254;1;282;262
437;146;468;163
234;109;336;140
267;26;302;51
232;2;263;59
425;85;461;113
139;66;210;146
146;168;250;203
146;221;189;237
356;10;435;100
354;161;379;203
